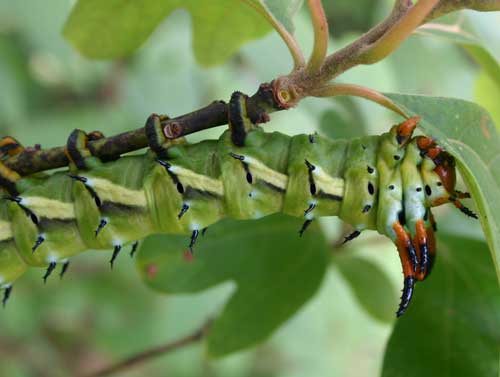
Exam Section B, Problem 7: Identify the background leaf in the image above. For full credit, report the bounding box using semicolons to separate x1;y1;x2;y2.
382;233;500;377
245;0;304;34
334;254;397;323
136;214;329;357
385;94;500;283
63;0;271;66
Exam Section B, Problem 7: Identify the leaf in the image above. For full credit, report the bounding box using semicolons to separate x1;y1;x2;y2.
475;72;500;131
385;93;500;283
319;97;368;139
416;25;500;89
334;255;397;323
245;0;304;34
136;214;328;357
382;233;500;377
63;0;271;66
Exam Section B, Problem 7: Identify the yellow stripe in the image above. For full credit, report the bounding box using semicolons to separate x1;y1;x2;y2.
87;177;147;207
312;166;345;197
22;197;75;219
0;220;12;241
169;166;224;196
244;157;288;190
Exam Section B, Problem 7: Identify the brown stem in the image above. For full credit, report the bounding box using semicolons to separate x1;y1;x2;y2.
306;0;329;73
4;84;280;176
3;0;500;177
310;83;408;118
83;319;212;377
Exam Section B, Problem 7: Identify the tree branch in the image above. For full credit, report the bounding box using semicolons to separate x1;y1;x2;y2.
3;0;500;177
83;319;212;377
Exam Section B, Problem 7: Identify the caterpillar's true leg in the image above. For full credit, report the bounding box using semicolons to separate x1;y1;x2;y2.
109;245;122;269
2;285;12;307
395;116;419;146
130;241;139;258
43;262;57;283
393;222;417;317
449;196;478;219
60;261;70;279
413;219;430;280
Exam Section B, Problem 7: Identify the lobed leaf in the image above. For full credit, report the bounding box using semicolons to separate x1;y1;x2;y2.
382;233;500;377
63;0;271;66
136;214;329;357
385;93;500;284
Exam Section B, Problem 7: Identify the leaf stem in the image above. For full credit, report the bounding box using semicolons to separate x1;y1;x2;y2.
306;0;329;73
83;319;212;377
242;0;306;70
310;83;408;118
357;0;440;64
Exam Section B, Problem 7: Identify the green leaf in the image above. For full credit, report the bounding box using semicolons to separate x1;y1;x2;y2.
385;94;500;284
136;214;328;357
382;233;500;377
245;0;304;34
475;72;500;131
416;26;500;89
319;97;368;139
334;255;397;323
63;0;271;66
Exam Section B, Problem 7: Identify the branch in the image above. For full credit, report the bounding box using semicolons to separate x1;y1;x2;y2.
357;0;440;64
84;319;212;377
4;84;281;176
306;0;329;73
3;0;500;177
426;0;500;21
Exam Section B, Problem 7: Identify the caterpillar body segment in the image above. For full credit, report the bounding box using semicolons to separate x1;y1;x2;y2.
0;113;474;316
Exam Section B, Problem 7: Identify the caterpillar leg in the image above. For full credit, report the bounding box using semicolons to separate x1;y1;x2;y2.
393;221;417;317
228;91;255;147
0;137;24;195
65;129;105;170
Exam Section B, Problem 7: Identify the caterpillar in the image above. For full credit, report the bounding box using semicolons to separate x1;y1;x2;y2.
0;92;476;317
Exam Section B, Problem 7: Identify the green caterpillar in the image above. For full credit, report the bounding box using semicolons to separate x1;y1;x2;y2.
0;92;476;316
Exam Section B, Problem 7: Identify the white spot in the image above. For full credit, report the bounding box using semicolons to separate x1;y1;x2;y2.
312;166;323;176
60;258;69;263
189;223;200;231
305;212;315;220
308;199;318;206
112;239;123;247
248;191;257;199
168;165;179;173
47;253;59;263
1;282;12;289
19;197;28;205
85;178;94;187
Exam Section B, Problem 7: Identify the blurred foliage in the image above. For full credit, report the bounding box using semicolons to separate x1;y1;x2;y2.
382;234;500;377
0;1;499;376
